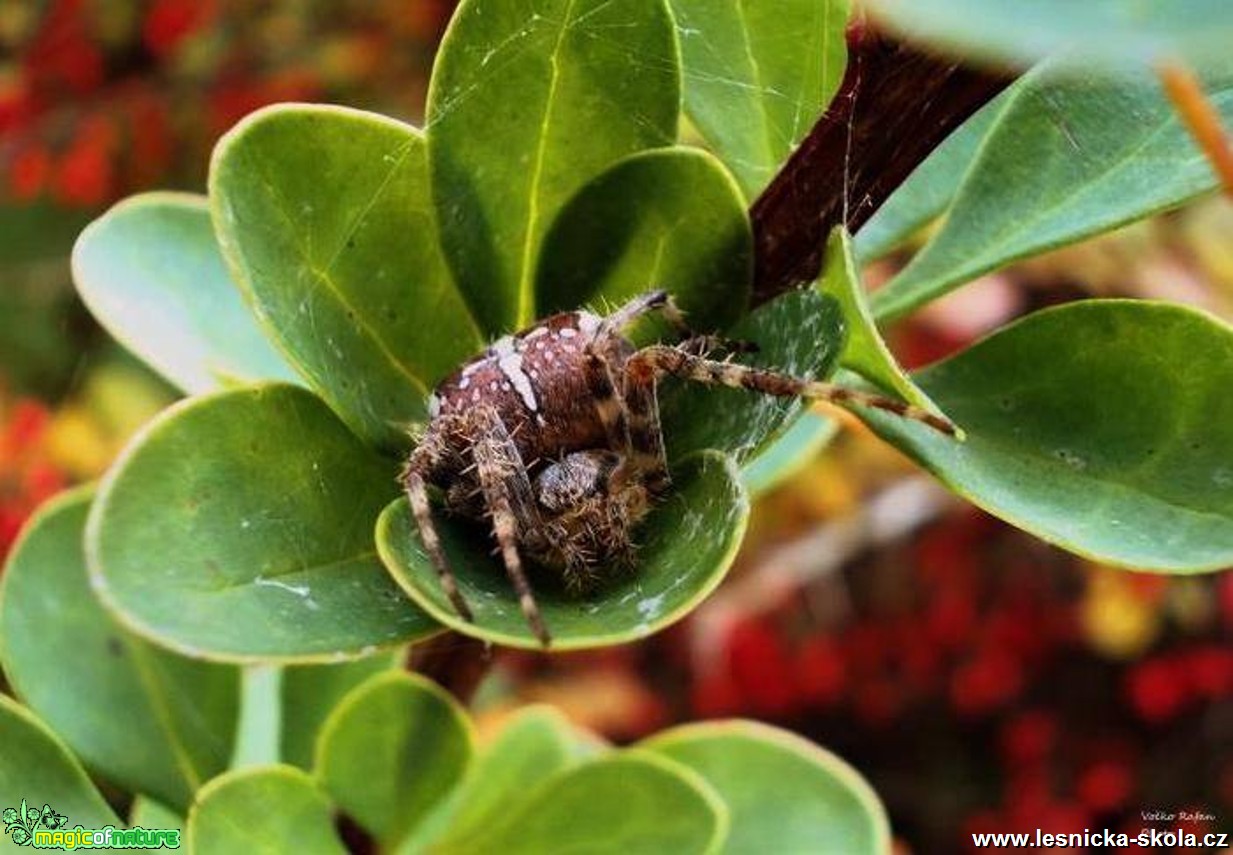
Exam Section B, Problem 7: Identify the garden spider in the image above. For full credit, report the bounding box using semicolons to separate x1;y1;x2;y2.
401;291;955;646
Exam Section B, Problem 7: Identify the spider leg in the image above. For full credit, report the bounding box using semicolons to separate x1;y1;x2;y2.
470;408;552;647
584;344;670;496
602;290;758;355
627;345;958;436
401;446;473;623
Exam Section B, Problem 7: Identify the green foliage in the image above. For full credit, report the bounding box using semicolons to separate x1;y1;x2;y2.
315;673;472;848
0;488;238;811
187;766;346;855
644;721;891;854
668;0;850;199
72;193;299;395
873;61;1233;321
0;698;120;838
86;385;438;661
865;301;1233;571
4;0;1233;847
210;105;481;451
866;0;1233;72
427;0;681;334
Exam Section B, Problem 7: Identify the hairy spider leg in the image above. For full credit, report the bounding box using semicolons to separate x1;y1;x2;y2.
627;345;959;436
601;290;758;357
401;450;473;623
584;344;671;496
472;414;552;646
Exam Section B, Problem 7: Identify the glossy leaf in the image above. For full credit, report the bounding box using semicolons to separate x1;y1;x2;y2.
376;451;749;650
873;62;1233;321
0;697;120;833
862;300;1233;571
281;651;403;770
741;412;837;496
210;104;481;451
314;672;472;849
87;384;440;663
669;0;850;199
410;706;589;851
821;228;940;414
187;766;345;855
428;753;727;855
537;147;752;333
0;488;238;812
644;721;890;854
662;287;844;463
866;0;1233;72
72;193;299;395
128;798;183;831
427;0;680;333
854;92;1007;262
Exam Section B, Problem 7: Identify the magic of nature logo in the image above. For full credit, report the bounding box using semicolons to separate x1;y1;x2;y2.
2;800;179;849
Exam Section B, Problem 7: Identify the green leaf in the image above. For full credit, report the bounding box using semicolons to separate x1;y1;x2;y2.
0;697;120;836
314;672;472;849
280;650;403;771
428;752;727;855
854;92;1008;262
872;61;1233;321
187;766;344;855
87;384;440;662
537;147;752;334
376;451;749;650
866;0;1233;72
128;797;182;830
661;287;844;463
0;487;238;812
410;706;589;852
862;300;1233;571
210;104;482;451
669;0;850;199
72;192;299;395
741;412;837;497
643;721;890;855
821;228;940;413
427;0;681;334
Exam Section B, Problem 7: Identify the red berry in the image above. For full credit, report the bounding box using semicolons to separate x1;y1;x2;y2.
950;649;1023;716
796;637;846;707
999;710;1057;768
1076;759;1133;813
1126;657;1189;724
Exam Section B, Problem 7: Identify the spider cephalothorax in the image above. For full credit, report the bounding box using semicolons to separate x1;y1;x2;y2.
401;291;956;646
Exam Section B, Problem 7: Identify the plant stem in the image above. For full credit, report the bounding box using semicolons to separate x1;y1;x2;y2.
750;28;1014;306
1158;61;1233;197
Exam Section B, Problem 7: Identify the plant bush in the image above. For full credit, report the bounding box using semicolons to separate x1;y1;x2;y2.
2;0;1232;850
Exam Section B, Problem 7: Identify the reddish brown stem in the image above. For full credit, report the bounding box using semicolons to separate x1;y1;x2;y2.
750;30;1015;306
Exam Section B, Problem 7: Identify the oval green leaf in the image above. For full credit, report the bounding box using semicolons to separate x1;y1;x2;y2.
281;650;403;771
669;0;850;199
210;104;482;451
429;753;727;855
873;61;1233;321
0;697;120;833
862;300;1233;571
314;672;472;849
128;797;183;830
187;766;344;855
87;384;440;663
72;193;299;395
427;0;681;333
867;0;1233;72
854;90;1008;262
537;147;752;334
376;451;749;650
741;412;837;496
0;487;239;811
661;287;844;463
643;720;891;855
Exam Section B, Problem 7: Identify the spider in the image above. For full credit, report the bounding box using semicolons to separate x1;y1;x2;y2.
401;290;956;646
